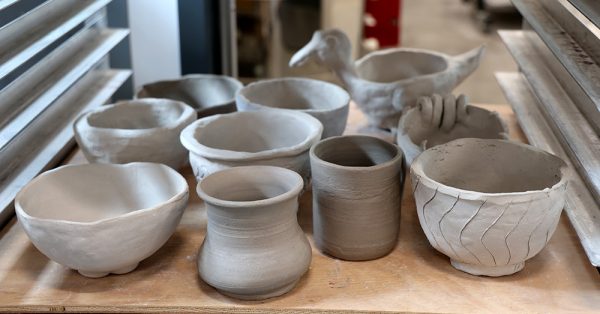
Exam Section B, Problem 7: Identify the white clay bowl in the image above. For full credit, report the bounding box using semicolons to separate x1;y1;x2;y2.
180;110;323;183
410;138;568;277
236;77;350;138
74;98;196;169
15;162;189;278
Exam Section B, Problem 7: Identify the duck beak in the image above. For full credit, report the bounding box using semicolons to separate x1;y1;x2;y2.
289;33;320;67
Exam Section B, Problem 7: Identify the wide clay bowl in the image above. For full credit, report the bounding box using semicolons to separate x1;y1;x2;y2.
410;138;568;277
236;77;350;138
180;110;323;183
74;98;196;169
136;74;243;118
15;163;189;278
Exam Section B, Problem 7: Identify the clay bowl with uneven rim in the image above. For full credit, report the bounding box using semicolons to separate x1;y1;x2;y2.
236;77;350;138
136;74;243;118
180;110;323;184
410;138;568;277
15;163;189;278
74;98;196;169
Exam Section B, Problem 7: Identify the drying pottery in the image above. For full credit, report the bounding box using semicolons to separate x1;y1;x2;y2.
310;135;403;260
180;110;323;184
15;162;188;278
290;29;484;129
136;74;243;118
236;77;350;138
410;138;568;276
397;94;508;165
197;166;311;300
74;98;196;169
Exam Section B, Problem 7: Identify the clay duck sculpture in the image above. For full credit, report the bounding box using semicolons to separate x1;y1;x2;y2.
289;29;485;129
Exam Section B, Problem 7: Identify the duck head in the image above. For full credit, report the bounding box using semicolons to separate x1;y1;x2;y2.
289;29;353;68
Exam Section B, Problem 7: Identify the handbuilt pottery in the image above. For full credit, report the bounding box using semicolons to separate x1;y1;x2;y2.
397;94;508;165
196;166;311;300
180;110;323;184
410;138;568;276
136;74;243;118
310;135;403;260
15;163;189;278
236;77;350;138
290;29;484;129
74;98;196;169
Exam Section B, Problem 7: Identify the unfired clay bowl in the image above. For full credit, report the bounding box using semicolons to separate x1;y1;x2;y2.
410;138;568;276
74;98;196;169
136;74;243;118
180;110;323;183
236;77;350;138
15;163;189;278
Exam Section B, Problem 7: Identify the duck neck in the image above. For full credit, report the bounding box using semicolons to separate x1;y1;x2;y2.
328;58;360;91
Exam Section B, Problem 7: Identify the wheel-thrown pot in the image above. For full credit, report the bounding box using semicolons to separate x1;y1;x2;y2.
15;163;188;278
74;98;196;169
397;94;508;165
136;74;243;118
180;110;323;184
236;77;350;138
196;166;311;300
410;138;568;276
310;135;403;260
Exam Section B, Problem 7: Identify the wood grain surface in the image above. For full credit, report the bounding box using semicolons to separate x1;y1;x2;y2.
0;103;598;313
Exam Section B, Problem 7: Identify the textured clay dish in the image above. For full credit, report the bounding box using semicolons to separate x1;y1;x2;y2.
236;77;350;138
180;110;323;183
197;166;311;300
136;74;243;118
397;94;508;165
15;163;189;278
410;138;568;276
74;98;196;169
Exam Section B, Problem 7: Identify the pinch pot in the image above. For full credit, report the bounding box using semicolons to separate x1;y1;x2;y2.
410;138;568;276
15;163;189;278
236;77;350;138
74;98;196;169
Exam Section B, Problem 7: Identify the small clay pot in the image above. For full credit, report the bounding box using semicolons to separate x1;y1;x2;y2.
136;74;243;118
197;166;311;300
180;110;323;184
74;98;196;169
410;138;568;276
310;135;403;260
236;77;350;138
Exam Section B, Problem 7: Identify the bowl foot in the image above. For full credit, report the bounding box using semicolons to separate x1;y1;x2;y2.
112;262;139;275
451;260;524;277
217;279;299;301
77;263;139;278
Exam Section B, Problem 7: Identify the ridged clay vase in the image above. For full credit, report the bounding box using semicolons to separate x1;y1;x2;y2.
15;163;188;278
290;29;484;129
236;77;350;138
136;74;243;118
310;135;403;260
180;110;323;184
74;98;196;169
197;166;311;300
410;138;568;276
397;94;508;165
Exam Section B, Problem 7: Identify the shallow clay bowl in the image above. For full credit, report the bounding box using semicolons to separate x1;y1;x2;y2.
236;77;350;138
410;138;568;277
15;163;189;278
136;74;243;118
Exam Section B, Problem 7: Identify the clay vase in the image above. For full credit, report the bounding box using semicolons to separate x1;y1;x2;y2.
310;135;403;260
74;98;196;169
397;94;508;165
180;110;323;184
15;163;188;278
236;77;350;138
136;74;243;118
196;166;311;300
410;138;568;276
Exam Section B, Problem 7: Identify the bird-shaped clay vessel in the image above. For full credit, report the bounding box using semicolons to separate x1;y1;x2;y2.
290;29;485;129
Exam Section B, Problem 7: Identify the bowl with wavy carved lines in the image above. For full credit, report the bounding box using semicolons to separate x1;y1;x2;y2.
410;138;567;276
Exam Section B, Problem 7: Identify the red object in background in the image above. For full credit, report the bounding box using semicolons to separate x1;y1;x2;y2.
364;0;402;47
